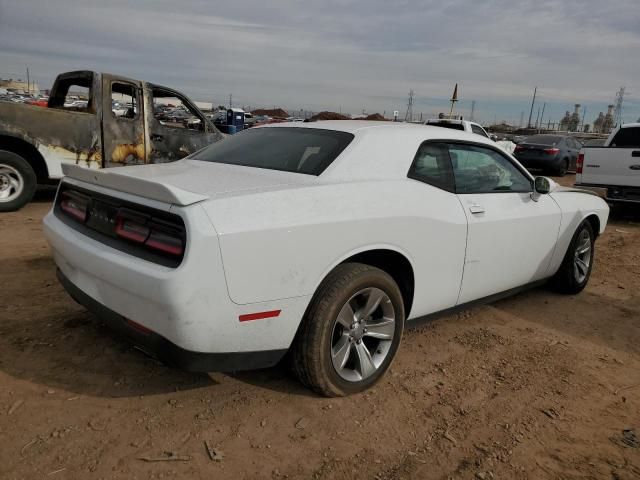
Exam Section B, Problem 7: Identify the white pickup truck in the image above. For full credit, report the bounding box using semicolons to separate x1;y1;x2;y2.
576;123;640;203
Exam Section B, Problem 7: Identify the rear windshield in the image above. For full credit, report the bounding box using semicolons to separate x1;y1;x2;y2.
524;135;562;145
192;127;354;175
610;127;640;148
427;122;465;131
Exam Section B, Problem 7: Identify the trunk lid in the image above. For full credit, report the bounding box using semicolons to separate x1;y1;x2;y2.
62;159;315;206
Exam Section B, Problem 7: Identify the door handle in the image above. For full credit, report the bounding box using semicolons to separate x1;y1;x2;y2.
469;204;485;214
632;151;640;157
151;134;164;141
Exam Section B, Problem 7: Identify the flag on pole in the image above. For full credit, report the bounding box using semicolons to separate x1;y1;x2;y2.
450;83;458;103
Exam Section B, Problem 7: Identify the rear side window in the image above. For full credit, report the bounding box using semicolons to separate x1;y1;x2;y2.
610;127;640;148
408;142;455;192
427;121;465;131
471;124;489;137
192;127;353;175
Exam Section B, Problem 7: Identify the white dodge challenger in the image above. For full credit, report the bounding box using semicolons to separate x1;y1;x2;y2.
43;121;609;396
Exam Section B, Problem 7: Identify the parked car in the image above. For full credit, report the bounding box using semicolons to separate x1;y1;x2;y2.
575;123;640;203
425;118;491;139
0;70;223;211
513;134;582;176
43;121;608;396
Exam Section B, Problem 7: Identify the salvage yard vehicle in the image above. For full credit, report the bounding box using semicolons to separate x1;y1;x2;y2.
425;118;491;139
575;123;640;203
513;134;582;177
43;121;609;397
0;71;223;211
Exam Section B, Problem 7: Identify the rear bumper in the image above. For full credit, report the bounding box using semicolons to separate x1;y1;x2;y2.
57;269;286;371
575;183;640;204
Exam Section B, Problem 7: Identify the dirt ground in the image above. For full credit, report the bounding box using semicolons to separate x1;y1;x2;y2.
1;176;639;480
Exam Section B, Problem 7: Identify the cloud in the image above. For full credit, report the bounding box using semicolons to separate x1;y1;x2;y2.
0;0;638;123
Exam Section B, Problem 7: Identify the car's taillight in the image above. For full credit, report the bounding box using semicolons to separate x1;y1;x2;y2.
115;212;150;243
514;145;525;153
115;209;184;257
544;147;560;155
576;152;584;174
60;190;90;222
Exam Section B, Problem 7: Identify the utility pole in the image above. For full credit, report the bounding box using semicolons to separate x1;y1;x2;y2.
448;84;458;118
527;86;537;129
404;89;414;122
534;106;541;130
229;93;232;109
26;67;30;95
539;103;546;131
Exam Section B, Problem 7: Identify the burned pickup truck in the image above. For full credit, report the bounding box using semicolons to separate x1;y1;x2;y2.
0;71;223;211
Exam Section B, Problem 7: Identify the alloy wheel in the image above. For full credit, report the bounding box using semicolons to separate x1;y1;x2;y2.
330;287;396;382
573;228;591;283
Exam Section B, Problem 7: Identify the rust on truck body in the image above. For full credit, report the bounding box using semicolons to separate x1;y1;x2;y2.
0;70;223;181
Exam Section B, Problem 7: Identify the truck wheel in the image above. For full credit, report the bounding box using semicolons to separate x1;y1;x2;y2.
549;220;595;294
0;150;37;212
291;263;405;397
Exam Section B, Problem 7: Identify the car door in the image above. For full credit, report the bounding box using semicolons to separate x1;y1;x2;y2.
405;142;468;316
447;142;562;304
147;86;222;163
101;76;146;168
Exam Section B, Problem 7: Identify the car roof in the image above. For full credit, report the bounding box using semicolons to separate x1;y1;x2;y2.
260;120;501;181
262;120;489;141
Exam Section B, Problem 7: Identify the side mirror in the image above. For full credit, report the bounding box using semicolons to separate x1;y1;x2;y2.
534;176;551;194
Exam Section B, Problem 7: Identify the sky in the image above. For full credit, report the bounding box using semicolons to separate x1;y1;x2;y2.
1;0;639;125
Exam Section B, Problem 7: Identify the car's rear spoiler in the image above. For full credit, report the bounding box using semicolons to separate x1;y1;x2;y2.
61;164;209;206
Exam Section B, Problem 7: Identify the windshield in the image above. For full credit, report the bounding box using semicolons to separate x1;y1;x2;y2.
524;135;562;145
192;127;354;175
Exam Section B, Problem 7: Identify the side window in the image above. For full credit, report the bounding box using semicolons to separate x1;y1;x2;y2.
471;124;489;138
610;127;640;148
408;142;455;192
152;88;205;132
111;82;137;119
448;143;532;194
48;75;93;112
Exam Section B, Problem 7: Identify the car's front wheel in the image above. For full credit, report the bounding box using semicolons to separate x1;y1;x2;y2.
291;263;405;397
550;220;595;293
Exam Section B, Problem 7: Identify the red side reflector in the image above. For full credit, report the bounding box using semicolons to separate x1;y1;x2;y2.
239;310;281;322
125;318;153;335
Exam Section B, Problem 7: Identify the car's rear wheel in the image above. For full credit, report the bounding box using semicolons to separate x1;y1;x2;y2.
549;220;595;294
555;158;569;177
0;150;37;212
291;263;404;397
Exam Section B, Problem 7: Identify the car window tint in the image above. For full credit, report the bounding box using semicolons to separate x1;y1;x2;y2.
610;127;640;148
448;143;532;194
408;142;454;192
192;127;353;175
471;124;488;137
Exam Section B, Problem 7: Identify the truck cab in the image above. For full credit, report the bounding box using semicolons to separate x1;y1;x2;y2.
0;71;223;211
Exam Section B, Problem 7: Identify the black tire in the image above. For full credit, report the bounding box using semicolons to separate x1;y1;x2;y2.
549;220;595;294
555;158;569;177
291;263;405;397
0;150;37;212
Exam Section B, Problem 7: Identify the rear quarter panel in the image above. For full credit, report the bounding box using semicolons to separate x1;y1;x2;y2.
202;179;468;319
